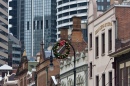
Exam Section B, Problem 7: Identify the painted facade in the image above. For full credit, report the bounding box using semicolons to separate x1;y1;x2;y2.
88;0;115;86
88;0;130;85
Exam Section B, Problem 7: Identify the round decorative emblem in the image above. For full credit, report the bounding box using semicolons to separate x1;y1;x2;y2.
52;40;70;59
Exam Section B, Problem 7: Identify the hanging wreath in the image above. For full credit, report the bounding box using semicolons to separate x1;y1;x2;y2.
52;40;70;59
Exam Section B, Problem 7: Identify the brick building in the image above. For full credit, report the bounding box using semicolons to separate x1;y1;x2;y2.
36;42;60;86
109;4;130;86
88;0;130;85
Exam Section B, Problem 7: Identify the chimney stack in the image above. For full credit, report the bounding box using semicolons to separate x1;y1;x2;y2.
60;27;68;40
71;16;83;42
73;16;81;31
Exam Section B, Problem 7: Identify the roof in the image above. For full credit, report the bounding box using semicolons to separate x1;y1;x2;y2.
22;50;26;57
0;64;12;70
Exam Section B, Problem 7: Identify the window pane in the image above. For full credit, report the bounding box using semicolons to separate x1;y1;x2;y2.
109;72;112;86
90;62;92;77
102;33;105;54
37;21;39;29
102;74;105;86
41;20;43;29
95;37;99;57
27;21;29;30
90;33;92;48
108;29;112;51
96;76;99;86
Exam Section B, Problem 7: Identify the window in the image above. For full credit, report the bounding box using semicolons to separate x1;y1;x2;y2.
63;19;69;23
63;12;69;17
107;5;110;9
97;5;104;10
46;20;48;28
96;75;99;86
102;33;105;54
95;37;99;57
70;11;77;15
58;14;62;18
58;1;62;5
102;74;105;86
58;21;62;24
89;33;92;49
78;9;87;13
120;68;124;86
63;6;69;10
108;29;112;51
37;21;39;29
82;16;87;20
78;2;87;6
63;0;69;3
90;62;92;77
70;4;77;8
27;21;29;30
33;21;35;30
109;72;112;86
41;20;43;29
58;8;62;11
107;0;110;2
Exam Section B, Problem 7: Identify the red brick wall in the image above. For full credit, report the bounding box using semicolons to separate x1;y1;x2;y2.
36;59;60;86
116;7;130;41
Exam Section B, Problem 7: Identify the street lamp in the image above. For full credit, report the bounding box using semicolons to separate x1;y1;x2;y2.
49;49;54;71
49;55;54;71
49;41;76;86
68;42;76;86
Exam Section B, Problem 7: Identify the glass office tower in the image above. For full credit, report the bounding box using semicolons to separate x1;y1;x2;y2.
24;0;57;57
97;0;110;12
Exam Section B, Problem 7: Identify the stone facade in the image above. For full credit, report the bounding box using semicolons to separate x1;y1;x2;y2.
60;17;88;86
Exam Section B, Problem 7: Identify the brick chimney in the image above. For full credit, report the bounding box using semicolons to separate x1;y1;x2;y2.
71;16;83;42
60;27;68;40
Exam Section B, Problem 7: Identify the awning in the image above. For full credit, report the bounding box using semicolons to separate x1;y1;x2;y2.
0;64;12;70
